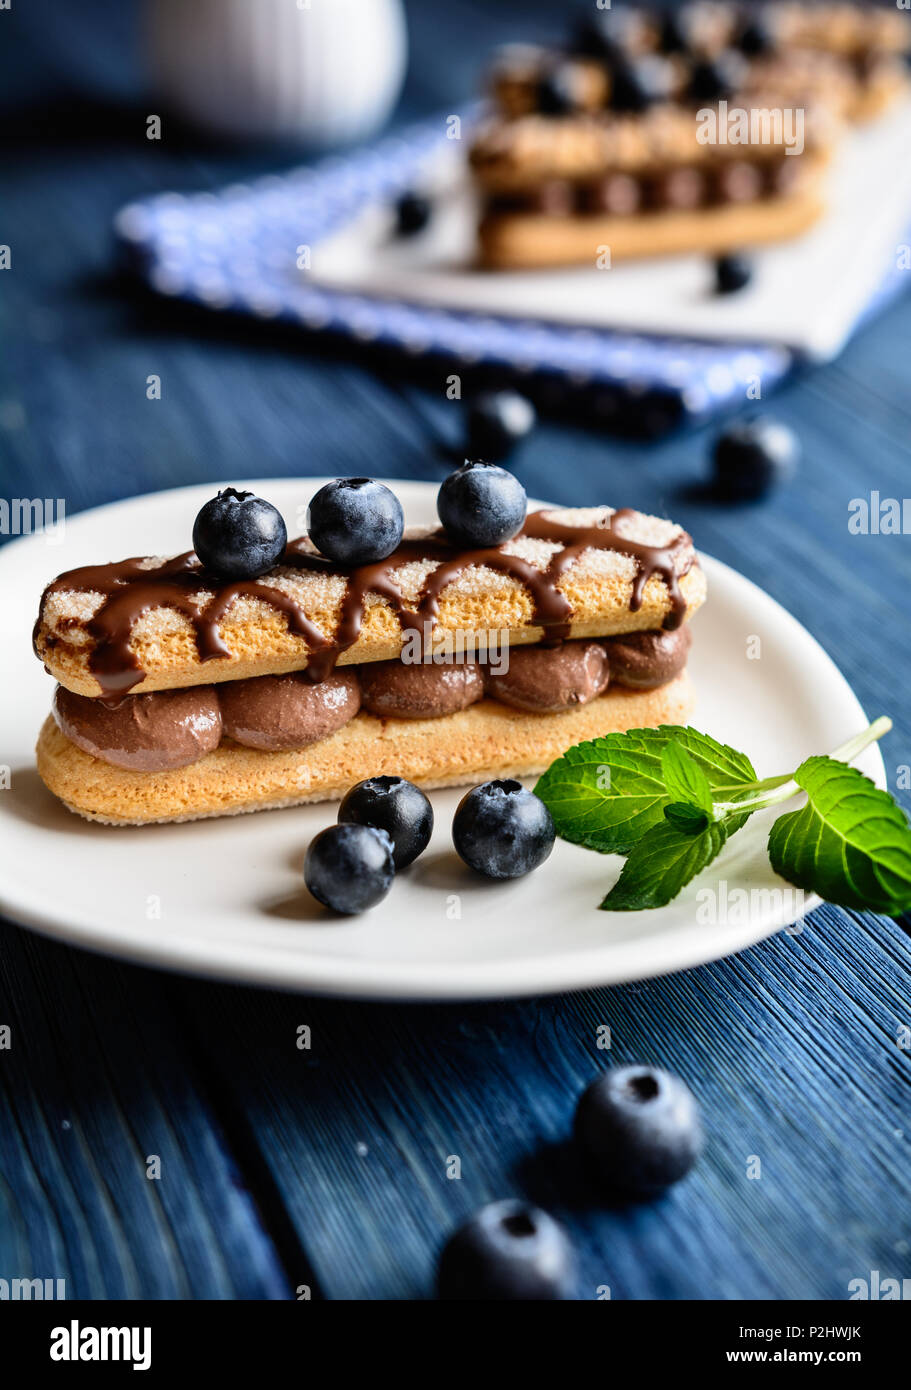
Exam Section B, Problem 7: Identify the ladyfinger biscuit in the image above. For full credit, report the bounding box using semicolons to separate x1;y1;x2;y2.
35;507;706;698
35;674;695;825
479;185;824;270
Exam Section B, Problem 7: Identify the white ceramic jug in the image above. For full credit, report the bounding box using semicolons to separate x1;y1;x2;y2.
146;0;408;146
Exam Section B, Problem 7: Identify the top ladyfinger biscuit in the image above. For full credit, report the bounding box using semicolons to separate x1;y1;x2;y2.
34;506;707;698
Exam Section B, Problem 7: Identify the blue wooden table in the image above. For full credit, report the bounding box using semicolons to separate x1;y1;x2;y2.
1;0;909;1301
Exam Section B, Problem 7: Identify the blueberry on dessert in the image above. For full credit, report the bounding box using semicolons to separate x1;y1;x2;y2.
536;63;582;117
437;460;527;548
452;780;555;880
736;10;778;57
686;51;746;104
307;477;404;565
304;823;395;914
608;56;672;113
192;488;287;579
437;1200;576;1301
711;416;800;500
574;1065;704;1197
465;390;536;462
338;776;433;869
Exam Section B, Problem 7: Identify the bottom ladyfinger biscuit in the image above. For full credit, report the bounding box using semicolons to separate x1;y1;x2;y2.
479;188;824;269
36;674;694;826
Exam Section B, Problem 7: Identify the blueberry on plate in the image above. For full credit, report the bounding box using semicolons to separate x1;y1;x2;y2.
711;416;800;501
394;190;432;237
452;780;555;880
307;477;404;566
304;823;395;915
466;390;536;462
574;1065;704;1197
192;488;287;580
714;252;753;295
437;461;526;549
437;1199;576;1301
338;776;433;870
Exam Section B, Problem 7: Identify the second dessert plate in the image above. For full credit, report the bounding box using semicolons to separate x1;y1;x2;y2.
0;479;885;999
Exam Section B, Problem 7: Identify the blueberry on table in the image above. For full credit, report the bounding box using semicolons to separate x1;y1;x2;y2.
574;1065;704;1197
192;488;287;580
394;190;432;237
307;477;404;565
437;1200;576;1301
304;823;395;914
714;252;753;295
338;776;433;870
437;460;527;549
711;416;800;501
466;390;536;462
452;780;555;880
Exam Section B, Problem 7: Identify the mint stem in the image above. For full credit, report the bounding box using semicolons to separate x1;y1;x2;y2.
713;717;892;818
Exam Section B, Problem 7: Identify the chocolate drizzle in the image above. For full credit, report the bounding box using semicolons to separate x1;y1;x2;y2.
36;508;692;695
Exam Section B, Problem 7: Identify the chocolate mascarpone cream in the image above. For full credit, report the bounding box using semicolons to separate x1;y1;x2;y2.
359;659;485;720
603;625;691;690
50;632;692;771
219;670;360;751
486;640;611;713
53;684;222;772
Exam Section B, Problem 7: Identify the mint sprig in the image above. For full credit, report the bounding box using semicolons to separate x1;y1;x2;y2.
533;725;757;855
601;821;728;911
535;716;911;917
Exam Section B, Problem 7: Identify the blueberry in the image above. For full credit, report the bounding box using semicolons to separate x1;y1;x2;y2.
657;7;698;54
536;63;581;116
736;11;778;57
192;488;287;580
304;822;395;914
572;10;636;64
437;1200;576;1301
687;52;746;104
395;190;432;237
714;252;753;295
307;478;404;565
574;1065;704;1197
452;779;554;880
437;461;526;549
338;776;433;870
711;416;800;501
609;56;671;113
466;391;536;462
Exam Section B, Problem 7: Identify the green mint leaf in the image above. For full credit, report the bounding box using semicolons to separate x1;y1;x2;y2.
535;725;757;855
664;802;710;835
660;742;715;816
768;755;911;917
601;820;729;912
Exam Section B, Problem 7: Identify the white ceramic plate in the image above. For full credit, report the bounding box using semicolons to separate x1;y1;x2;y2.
0;479;885;999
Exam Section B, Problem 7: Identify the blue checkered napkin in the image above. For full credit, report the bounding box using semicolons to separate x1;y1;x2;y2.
115;115;816;427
